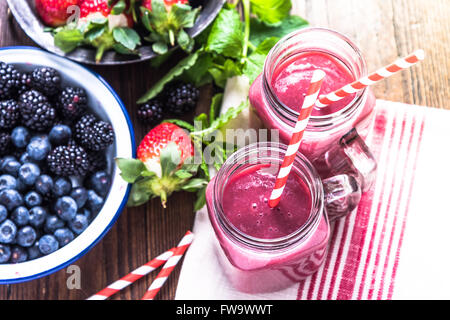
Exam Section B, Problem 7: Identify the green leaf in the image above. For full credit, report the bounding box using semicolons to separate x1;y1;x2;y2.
127;181;152;207
209;93;223;123
170;3;200;29
206;8;244;59
250;0;292;26
194;113;209;130
115;158;146;183
179;51;214;87
249;15;309;47
208;59;242;88
85;24;107;42
194;186;207;211
243;37;279;83
138;50;201;103
113;43;139;56
111;0;126;15
177;29;194;52
160;142;181;177
181;178;208;192
113;27;141;50
54;29;84;53
174;170;194;179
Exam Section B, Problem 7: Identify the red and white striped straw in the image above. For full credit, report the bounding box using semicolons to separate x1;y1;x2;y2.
87;248;176;300
141;231;194;300
315;49;425;108
269;70;326;208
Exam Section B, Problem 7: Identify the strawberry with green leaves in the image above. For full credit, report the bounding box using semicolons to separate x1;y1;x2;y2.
35;0;80;27
140;0;200;54
50;0;141;62
116;122;208;208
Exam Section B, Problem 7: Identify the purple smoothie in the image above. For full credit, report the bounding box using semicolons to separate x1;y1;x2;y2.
222;164;311;239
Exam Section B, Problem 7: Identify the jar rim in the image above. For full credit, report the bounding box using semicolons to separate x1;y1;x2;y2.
263;27;368;131
212;142;325;250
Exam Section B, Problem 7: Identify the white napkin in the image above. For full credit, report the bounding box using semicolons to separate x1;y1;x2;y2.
175;100;450;300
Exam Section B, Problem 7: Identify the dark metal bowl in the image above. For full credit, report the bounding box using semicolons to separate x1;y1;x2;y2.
7;0;224;65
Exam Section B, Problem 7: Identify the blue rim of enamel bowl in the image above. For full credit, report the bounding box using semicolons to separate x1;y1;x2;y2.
0;46;136;284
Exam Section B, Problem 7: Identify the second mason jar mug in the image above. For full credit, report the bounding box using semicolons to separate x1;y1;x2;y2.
205;142;361;293
249;27;377;192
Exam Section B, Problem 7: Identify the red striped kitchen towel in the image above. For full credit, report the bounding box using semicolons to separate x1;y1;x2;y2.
175;100;450;300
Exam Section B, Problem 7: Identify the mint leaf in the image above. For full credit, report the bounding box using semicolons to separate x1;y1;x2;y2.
113;27;141;50
208;59;242;88
179;51;214;87
243;37;279;83
160;142;181;177
206;8;244;59
194;113;209;129
250;0;291;26
115;158;146;183
249;15;309;47
138;50;201;103
54;29;84;53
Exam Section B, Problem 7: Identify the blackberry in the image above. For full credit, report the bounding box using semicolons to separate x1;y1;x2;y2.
19;90;56;131
57;87;88;121
74;115;114;151
0;62;19;99
16;72;33;96
165;82;199;115
0;132;11;156
47;145;90;177
137;100;164;125
86;151;107;173
31;67;61;97
0;100;20;129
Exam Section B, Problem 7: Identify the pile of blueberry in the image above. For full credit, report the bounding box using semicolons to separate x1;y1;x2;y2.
0;62;115;263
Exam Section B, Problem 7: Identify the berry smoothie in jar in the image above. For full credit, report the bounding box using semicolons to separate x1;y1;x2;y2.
249;28;377;190
206;143;361;293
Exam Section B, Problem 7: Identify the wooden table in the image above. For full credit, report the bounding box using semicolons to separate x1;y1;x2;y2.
0;0;448;300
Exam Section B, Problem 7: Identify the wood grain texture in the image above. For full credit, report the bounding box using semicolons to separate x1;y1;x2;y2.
0;0;448;300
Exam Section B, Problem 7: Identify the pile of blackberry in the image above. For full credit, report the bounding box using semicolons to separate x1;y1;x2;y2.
0;62;114;264
137;81;200;126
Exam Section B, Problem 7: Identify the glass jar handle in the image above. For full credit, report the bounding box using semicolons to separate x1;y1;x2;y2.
323;174;361;221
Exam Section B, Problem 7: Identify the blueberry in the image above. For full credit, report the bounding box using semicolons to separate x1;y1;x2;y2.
86;190;104;214
10;246;28;263
24;191;42;208
29;206;47;228
0;219;17;244
88;171;111;197
53;228;74;247
10;206;30;226
0;205;6;223
19;152;33;164
18;163;41;186
0;156;16;171
27;241;41;260
27;135;51;161
3;160;21;177
16;226;37;247
70;187;88;208
44;215;65;233
11;126;30;148
52;177;71;197
0;244;11;263
54;196;77;221
79;207;92;222
49;125;72;146
38;235;59;255
0;174;17;191
0;189;23;211
68;214;88;235
35;174;54;197
15;178;26;193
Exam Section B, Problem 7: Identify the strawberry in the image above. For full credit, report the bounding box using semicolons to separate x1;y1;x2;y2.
142;0;188;11
35;0;80;27
137;122;194;174
116;123;207;208
79;0;133;26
